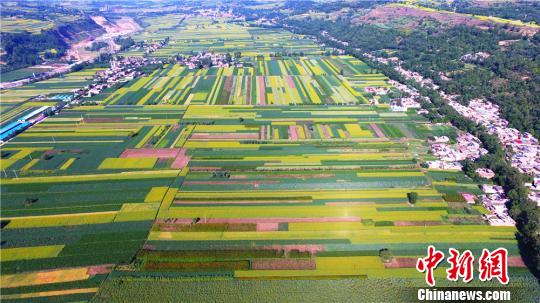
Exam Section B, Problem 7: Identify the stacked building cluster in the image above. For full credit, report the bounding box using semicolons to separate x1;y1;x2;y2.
76;57;162;100
481;185;515;226
427;132;487;170
177;51;240;69
362;52;540;226
445;96;540;206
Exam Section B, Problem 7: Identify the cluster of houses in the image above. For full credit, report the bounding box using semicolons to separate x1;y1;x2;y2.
476;168;495;179
438;71;452;81
425;160;463;170
386;80;430;112
362;54;433;113
460;52;491;63
427;132;488;170
388;80;418;97
324;48;346;56
394;66;439;90
371;77;430;114
75;57;162;100
445;97;540;206
254;17;278;27
138;38;169;55
308;31;348;58
389;97;421;112
363;53;400;65
3;56;163;142
316;35;429;115
177;51;240;69
195;8;239;19
361;52;537;226
480;185;515;226
363;53;439;90
321;31;349;47
364;86;389;95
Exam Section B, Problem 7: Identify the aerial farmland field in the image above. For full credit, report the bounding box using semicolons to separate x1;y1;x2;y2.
125;16;322;58
1;13;538;303
99;56;383;106
0;17;55;34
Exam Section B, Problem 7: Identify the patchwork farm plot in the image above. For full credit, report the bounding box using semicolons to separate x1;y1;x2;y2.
0;67;56;83
0;68;104;104
1;16;537;303
99;56;387;106
0;17;55;34
0;68;105;141
126;17;322;57
1;104;534;301
129;107;527;281
0;107;187;302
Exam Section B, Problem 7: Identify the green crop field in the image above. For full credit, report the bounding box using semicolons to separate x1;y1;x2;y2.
1;15;537;303
98;56;386;106
0;17;55;34
125;17;323;58
0;67;56;82
0;68;103;103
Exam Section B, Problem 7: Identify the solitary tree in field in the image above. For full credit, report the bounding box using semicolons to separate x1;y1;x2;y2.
23;198;38;208
379;248;393;263
407;192;418;205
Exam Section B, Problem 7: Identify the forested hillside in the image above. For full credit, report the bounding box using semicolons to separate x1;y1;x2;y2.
285;17;540;139
1;17;103;72
430;0;540;24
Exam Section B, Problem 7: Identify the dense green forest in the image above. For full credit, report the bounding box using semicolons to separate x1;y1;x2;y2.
0;17;103;73
55;18;104;41
0;30;67;70
430;0;540;25
114;37;136;51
